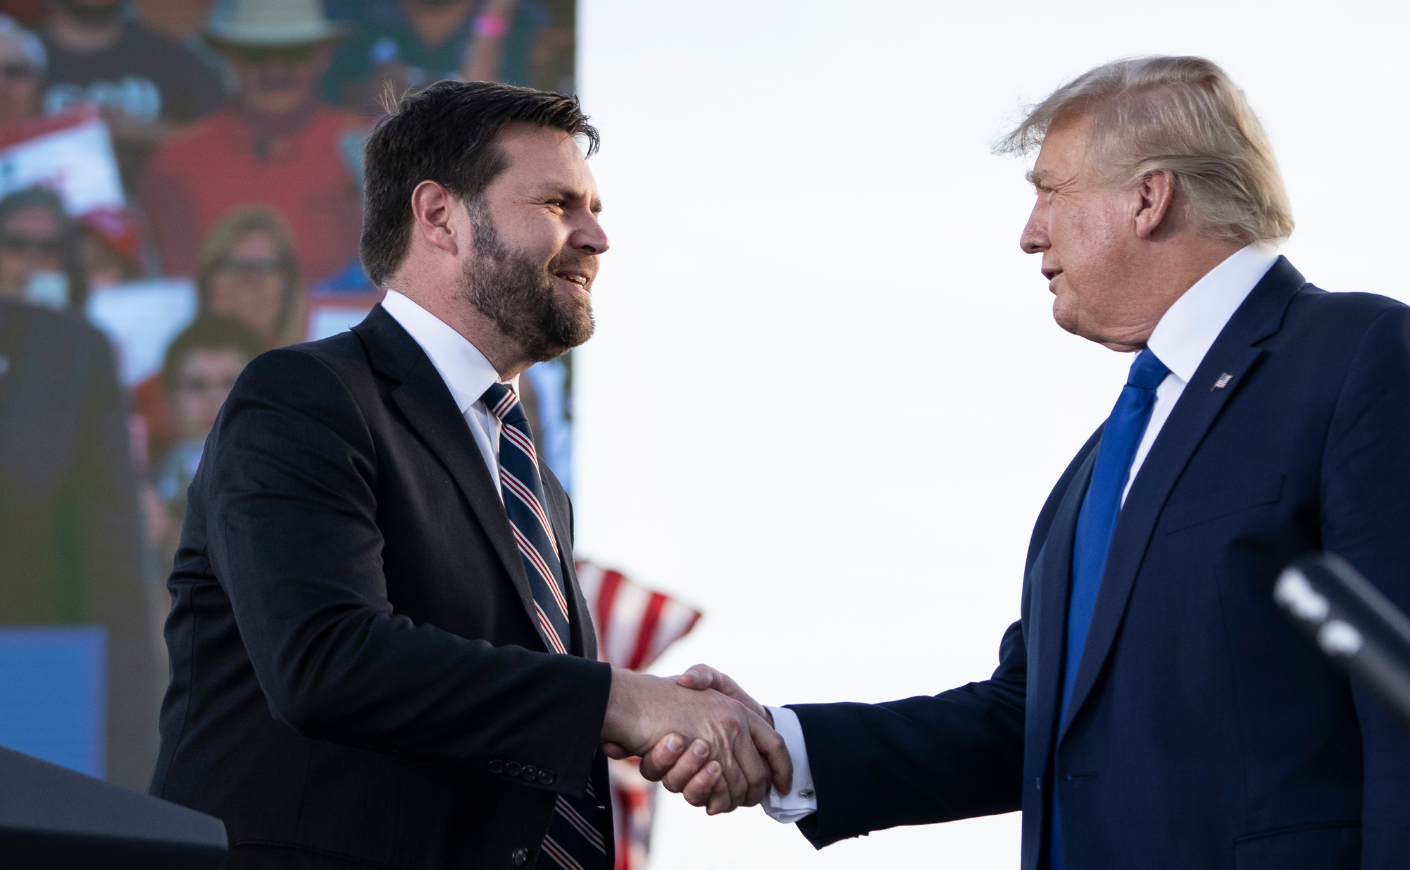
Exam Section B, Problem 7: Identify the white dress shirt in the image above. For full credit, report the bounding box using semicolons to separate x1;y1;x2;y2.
380;289;518;490
760;243;1280;823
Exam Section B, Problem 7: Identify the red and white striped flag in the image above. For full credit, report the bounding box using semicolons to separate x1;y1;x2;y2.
574;558;703;870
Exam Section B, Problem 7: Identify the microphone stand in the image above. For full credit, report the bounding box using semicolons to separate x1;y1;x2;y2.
1275;552;1410;729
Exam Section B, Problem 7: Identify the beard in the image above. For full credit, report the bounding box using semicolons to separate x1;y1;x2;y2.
458;202;595;363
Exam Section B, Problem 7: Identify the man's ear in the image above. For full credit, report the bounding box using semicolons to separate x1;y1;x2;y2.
409;180;460;257
1133;170;1177;239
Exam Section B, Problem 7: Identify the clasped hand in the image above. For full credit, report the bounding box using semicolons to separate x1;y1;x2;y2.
600;664;789;814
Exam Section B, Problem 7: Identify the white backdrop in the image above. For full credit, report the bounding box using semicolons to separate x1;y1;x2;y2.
572;2;1410;867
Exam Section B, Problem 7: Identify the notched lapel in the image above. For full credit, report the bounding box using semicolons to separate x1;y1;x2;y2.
540;464;596;659
1059;258;1307;739
354;307;558;654
1030;444;1097;765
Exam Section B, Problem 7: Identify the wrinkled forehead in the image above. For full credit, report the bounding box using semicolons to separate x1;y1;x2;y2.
498;123;591;165
1029;114;1097;181
496;123;600;196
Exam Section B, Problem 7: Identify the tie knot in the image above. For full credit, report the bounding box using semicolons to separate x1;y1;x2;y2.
1127;348;1169;390
481;382;523;422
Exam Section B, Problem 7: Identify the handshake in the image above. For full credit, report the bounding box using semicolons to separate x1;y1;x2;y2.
599;664;791;815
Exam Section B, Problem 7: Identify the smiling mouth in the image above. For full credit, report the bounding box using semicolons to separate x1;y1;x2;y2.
553;271;591;293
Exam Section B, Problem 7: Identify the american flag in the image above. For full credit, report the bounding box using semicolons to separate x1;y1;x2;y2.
575;558;703;870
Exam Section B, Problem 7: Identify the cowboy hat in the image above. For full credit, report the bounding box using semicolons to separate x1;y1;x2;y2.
203;0;348;49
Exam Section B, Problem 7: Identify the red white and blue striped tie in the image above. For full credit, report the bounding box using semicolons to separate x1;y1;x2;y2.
482;382;608;870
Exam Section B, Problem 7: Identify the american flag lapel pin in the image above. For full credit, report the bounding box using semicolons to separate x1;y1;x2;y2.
1211;372;1233;391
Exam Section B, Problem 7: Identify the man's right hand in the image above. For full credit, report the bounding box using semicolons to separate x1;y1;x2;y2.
599;666;791;814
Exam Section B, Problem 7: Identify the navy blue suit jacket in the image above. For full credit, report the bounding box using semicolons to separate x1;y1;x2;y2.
790;259;1410;870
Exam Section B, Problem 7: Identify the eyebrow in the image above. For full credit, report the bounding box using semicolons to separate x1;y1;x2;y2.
1026;169;1048;188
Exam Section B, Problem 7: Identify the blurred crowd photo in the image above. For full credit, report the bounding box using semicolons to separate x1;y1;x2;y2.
0;0;576;793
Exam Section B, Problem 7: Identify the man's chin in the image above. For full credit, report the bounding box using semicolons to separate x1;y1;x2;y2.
1053;299;1082;336
527;311;594;362
557;296;595;346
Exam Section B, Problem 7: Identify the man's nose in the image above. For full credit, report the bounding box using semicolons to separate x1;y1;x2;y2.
572;212;609;256
1019;204;1048;254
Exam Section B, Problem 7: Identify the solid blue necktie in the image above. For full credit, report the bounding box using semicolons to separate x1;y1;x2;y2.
482;383;609;870
1050;348;1169;870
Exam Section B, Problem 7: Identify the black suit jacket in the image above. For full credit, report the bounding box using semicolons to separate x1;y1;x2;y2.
790;259;1410;869
0;299;157;791
150;306;614;870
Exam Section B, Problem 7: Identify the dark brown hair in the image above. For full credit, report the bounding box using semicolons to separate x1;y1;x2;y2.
161;314;265;392
359;80;599;286
0;186;89;311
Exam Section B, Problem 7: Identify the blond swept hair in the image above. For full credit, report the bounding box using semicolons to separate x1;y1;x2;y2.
997;56;1293;245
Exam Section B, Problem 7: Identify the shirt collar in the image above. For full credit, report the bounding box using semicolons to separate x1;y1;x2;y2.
380;289;517;414
1145;244;1280;383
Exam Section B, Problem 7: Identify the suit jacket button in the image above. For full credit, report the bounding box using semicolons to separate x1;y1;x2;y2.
511;847;529;866
489;760;504;774
506;762;522;776
522;765;537;781
538;769;555;785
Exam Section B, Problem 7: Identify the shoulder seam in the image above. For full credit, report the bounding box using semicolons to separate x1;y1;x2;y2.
278;344;377;438
1322;304;1408;456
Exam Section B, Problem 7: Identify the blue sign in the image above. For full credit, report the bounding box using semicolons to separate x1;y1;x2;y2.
0;626;107;778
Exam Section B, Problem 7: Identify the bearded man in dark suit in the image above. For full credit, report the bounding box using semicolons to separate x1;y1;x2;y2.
150;81;790;870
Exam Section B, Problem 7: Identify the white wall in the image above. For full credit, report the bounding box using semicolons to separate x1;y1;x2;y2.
573;2;1410;867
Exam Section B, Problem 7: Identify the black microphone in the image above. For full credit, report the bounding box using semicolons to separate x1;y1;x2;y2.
1274;552;1410;729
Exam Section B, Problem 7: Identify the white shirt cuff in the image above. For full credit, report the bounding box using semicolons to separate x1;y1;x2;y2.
760;705;817;823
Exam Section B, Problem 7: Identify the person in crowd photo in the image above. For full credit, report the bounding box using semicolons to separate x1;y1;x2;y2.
128;0;229;83
321;0;543;114
646;55;1410;870
0;186;89;311
0;294;161;793
138;0;363;283
75;205;145;290
190;205;303;348
37;0;226;191
149;314;262;586
133;205;300;468
0;14;44;128
149;80;789;870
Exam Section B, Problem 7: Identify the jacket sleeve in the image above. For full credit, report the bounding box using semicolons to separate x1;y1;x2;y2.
1318;304;1410;870
785;427;1103;849
789;619;1026;848
201;347;610;793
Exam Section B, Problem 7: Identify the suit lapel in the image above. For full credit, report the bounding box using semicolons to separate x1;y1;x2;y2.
1058;258;1308;740
540;464;596;659
354;307;558;654
1028;441;1098;768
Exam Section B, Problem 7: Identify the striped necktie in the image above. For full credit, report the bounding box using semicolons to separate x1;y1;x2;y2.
482;382;609;870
